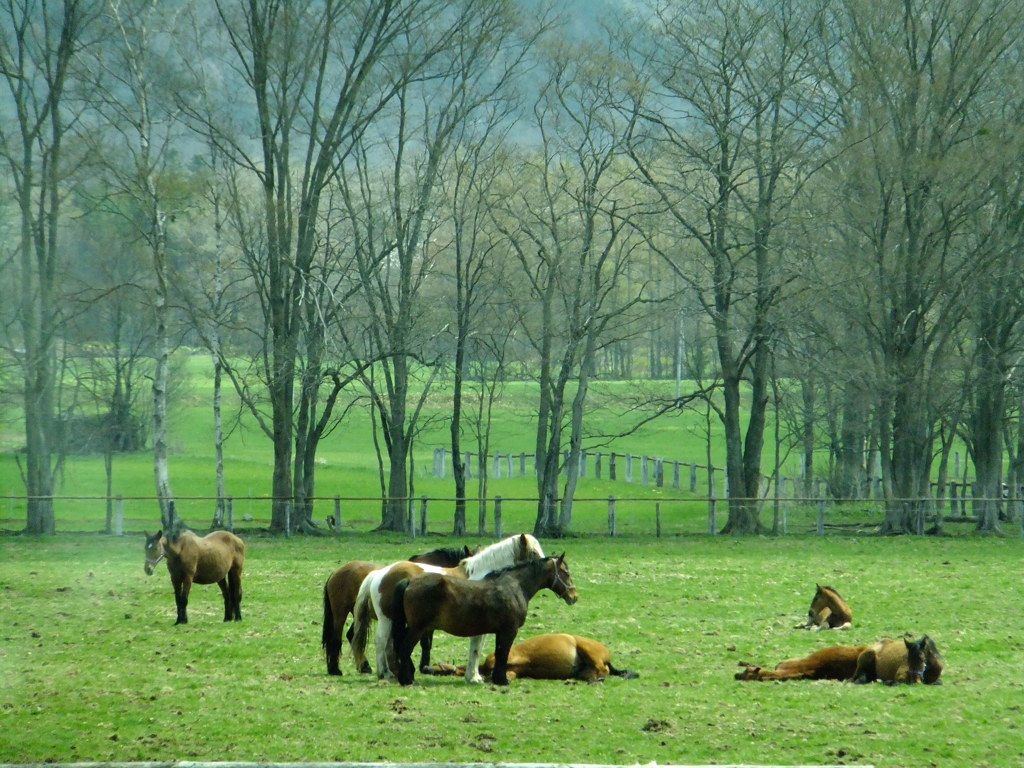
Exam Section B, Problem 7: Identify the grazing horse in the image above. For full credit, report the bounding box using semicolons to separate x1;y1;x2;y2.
350;533;545;681
144;528;245;625
796;584;852;630
320;545;472;676
478;633;637;683
735;644;869;681
391;554;578;686
851;635;940;684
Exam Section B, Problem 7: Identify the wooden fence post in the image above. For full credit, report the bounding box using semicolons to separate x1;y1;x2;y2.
625;454;633;483
519;453;527;477
816;499;825;536
607;496;616;537
655;502;661;538
595;453;602;479
609;453;617;480
333;495;341;535
641;456;649;485
114;495;123;536
420;496;428;536
690;463;697;493
494;496;503;539
226;496;233;531
672;461;679;489
708;468;717;535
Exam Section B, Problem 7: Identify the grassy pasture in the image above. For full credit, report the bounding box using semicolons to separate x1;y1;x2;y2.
1;533;1022;768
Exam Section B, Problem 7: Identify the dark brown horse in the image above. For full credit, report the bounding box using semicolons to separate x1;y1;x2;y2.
320;546;472;676
144;528;245;625
851;635;942;684
735;644;868;681
796;584;852;630
391;554;578;686
479;633;637;683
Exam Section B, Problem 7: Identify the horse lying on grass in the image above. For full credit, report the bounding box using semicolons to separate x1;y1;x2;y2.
736;635;943;684
391;554;578;686
321;546;473;676
851;635;944;684
795;584;852;630
479;633;637;683
144;528;245;625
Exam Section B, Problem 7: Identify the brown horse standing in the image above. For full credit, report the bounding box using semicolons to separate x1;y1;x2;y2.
735;644;869;681
320;546;472;676
391;554;578;686
144;529;245;625
851;635;940;684
479;633;637;683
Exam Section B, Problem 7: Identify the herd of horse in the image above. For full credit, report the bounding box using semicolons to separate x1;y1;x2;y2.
141;527;943;687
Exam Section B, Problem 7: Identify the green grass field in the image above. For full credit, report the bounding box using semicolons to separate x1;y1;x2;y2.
1;533;1021;767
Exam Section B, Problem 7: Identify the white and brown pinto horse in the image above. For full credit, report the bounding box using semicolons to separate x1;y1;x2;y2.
350;532;545;683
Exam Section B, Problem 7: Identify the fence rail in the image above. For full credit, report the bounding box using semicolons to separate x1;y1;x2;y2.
3;492;1021;538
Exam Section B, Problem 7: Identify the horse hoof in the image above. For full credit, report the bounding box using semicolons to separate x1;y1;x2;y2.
359;662;372;674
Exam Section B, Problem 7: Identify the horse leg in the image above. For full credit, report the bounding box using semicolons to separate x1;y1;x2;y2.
228;566;242;621
418;631;434;673
487;631;516;686
174;575;192;625
217;578;231;621
851;649;877;684
374;617;395;680
462;635;487;684
395;624;423;686
814;607;832;631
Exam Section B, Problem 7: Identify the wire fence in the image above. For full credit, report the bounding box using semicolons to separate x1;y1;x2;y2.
3;492;1022;537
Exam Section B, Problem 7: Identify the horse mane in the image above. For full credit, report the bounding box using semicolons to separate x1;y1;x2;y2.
818;584;846;603
481;555;550;580
460;533;545;578
409;546;469;565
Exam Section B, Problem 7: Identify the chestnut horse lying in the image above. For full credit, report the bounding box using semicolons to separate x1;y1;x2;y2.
736;635;942;684
320;546;472;676
736;644;867;681
144;528;245;625
479;633;637;683
391;554;578;686
796;584;852;630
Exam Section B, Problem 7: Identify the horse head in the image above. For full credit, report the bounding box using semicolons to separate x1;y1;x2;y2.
143;530;165;575
549;553;578;605
903;636;929;683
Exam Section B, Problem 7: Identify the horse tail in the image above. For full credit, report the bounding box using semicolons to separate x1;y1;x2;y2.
390;577;415;684
350;574;373;662
608;662;639;680
391;577;411;650
321;582;342;673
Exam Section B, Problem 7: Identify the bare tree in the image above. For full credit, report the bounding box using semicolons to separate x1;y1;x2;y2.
336;0;537;532
493;40;649;537
827;0;1023;533
620;0;833;532
83;0;190;527
0;0;96;533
